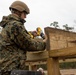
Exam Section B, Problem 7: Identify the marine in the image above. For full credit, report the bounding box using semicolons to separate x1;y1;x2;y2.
0;1;46;75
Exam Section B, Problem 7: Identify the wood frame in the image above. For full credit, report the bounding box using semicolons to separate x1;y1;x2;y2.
26;27;76;75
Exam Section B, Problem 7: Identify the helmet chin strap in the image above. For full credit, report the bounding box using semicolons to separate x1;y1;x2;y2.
11;8;22;18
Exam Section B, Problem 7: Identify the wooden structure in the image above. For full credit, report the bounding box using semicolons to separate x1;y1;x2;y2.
26;27;76;75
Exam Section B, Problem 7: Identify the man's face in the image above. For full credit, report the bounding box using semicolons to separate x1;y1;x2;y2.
21;12;27;19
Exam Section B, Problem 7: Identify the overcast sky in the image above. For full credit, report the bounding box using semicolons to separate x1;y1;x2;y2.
0;0;76;32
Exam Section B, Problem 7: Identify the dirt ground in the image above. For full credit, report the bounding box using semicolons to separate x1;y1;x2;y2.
44;69;76;75
60;69;76;75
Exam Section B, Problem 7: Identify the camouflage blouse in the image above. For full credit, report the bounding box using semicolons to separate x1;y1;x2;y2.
0;14;46;71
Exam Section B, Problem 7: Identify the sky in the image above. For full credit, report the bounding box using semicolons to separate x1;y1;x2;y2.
0;0;76;32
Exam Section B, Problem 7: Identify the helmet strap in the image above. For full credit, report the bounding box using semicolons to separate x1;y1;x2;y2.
11;9;22;17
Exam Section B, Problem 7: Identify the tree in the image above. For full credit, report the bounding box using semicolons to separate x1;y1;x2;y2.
63;24;74;31
50;21;59;28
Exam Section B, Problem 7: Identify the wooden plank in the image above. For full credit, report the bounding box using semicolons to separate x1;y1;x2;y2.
60;58;76;63
26;46;76;61
26;50;49;61
26;58;76;65
49;46;76;58
44;27;51;50
44;27;76;50
47;58;60;75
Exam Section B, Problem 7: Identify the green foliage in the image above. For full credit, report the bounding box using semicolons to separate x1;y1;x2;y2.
59;62;76;69
50;21;59;28
0;27;2;33
36;62;76;70
37;64;47;70
50;21;74;31
63;24;74;31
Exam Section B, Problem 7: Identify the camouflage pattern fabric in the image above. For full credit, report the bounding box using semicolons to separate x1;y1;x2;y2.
0;14;46;72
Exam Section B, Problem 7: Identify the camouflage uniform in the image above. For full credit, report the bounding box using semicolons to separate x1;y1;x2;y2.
0;14;46;74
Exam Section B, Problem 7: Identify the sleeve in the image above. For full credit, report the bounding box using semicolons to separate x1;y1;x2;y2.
10;23;46;51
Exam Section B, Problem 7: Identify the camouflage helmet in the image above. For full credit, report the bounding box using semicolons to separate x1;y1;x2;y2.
9;1;30;14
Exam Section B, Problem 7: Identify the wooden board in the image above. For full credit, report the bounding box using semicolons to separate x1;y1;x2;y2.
26;50;48;61
49;46;76;58
44;27;76;50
